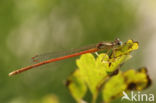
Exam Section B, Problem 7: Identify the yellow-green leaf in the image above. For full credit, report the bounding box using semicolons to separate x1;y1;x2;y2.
123;67;151;90
102;72;127;103
102;67;151;103
76;53;108;95
66;69;87;102
112;39;139;58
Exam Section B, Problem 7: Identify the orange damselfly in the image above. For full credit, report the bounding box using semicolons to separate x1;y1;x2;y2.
8;38;122;76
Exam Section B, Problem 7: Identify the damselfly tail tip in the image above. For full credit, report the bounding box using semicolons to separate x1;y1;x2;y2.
8;71;15;77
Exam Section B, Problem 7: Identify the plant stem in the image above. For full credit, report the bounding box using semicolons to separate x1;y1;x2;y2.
92;93;98;103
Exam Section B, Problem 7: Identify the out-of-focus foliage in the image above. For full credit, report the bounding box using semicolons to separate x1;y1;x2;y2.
66;40;151;103
41;94;59;103
10;94;59;103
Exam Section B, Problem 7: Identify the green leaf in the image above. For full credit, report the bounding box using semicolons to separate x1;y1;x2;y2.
102;72;126;103
102;67;151;103
106;55;131;73
107;39;139;72
76;53;108;99
112;39;139;58
123;67;151;90
66;69;87;102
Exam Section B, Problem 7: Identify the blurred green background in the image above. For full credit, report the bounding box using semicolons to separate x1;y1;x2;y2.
0;0;156;103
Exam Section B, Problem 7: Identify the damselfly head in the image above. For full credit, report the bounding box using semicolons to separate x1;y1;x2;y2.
114;38;123;46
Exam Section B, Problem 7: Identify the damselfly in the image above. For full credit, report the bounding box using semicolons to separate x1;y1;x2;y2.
8;38;122;76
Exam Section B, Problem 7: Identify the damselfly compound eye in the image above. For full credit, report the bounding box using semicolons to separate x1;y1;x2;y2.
117;41;123;46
